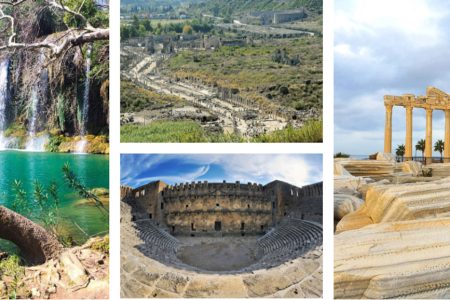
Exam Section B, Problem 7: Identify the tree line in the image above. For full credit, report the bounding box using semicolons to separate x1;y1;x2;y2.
121;16;213;39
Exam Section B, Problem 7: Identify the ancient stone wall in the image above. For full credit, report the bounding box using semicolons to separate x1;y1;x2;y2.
162;181;272;234
125;179;323;234
131;180;167;224
273;10;306;24
120;185;133;200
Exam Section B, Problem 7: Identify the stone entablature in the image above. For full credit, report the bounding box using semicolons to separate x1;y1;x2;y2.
384;87;450;162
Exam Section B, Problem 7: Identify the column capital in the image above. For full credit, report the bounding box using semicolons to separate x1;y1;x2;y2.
426;107;433;113
385;104;393;113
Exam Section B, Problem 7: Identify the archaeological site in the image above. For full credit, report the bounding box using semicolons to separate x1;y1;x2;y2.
120;179;323;298
334;87;450;299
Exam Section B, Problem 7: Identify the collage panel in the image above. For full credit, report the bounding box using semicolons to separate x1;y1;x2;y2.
0;0;110;298
120;0;323;143
334;1;450;299
120;153;323;298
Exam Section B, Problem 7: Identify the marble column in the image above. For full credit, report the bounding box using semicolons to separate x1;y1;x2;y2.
405;106;413;160
425;108;433;164
445;110;450;162
384;104;393;153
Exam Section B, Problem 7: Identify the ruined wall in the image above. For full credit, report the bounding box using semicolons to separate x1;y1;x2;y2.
125;179;322;234
263;180;323;224
120;185;133;200
162;181;272;235
131;180;167;224
290;181;323;223
273;10;306;24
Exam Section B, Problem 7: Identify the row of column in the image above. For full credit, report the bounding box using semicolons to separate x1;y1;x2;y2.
384;104;450;163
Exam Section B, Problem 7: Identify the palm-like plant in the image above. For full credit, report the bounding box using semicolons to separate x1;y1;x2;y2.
416;139;426;159
434;139;445;162
395;144;405;161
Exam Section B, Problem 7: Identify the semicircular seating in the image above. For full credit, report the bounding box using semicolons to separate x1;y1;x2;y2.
256;219;322;266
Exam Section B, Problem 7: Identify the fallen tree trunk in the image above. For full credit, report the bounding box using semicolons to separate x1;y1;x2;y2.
0;205;62;265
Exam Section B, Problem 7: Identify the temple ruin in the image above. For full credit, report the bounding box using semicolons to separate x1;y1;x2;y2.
384;86;450;163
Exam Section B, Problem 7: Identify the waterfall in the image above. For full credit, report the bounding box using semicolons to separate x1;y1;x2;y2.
25;51;49;152
76;44;92;153
0;59;9;149
0;59;17;150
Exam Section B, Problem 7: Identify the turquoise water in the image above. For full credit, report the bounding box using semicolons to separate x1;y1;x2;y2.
0;151;109;251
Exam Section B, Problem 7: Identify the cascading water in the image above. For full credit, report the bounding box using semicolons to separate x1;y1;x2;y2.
0;59;10;149
25;51;49;151
76;44;92;153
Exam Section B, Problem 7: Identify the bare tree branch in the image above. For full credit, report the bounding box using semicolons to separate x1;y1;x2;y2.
0;0;108;57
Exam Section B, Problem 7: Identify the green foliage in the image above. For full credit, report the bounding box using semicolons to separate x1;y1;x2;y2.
252;120;322;143
46;135;64;152
62;163;108;215
395;144;405;158
121;119;322;143
11;180;28;215
0;255;24;298
121;80;186;112
434;139;444;159
90;235;109;254
334;152;350;158
63;0;108;28
415;139;426;157
56;95;66;132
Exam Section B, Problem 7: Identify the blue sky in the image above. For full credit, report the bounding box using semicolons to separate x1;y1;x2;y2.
335;0;450;155
121;154;322;188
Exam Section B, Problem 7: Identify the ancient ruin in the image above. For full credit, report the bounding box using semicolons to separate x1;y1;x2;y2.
121;179;323;297
384;86;450;163
335;154;450;298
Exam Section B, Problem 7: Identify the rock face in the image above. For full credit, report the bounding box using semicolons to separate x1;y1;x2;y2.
335;218;450;299
0;205;62;265
334;194;364;221
336;160;395;177
0;236;109;299
336;178;450;233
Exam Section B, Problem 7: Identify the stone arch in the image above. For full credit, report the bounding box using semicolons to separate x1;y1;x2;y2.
0;206;62;265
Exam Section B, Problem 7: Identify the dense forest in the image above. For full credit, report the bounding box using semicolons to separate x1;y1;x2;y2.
0;0;109;152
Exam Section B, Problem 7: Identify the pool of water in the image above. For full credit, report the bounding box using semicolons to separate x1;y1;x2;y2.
0;150;109;252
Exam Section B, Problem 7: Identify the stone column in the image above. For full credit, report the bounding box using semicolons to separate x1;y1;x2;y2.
445;110;450;162
384;104;393;153
425;108;433;164
405;106;413;160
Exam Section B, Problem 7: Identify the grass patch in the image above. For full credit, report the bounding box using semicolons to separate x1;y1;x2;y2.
91;235;110;254
253;120;322;143
121;119;322;143
0;255;24;298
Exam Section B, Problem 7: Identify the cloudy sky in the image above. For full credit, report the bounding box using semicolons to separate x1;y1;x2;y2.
121;154;322;188
335;0;450;155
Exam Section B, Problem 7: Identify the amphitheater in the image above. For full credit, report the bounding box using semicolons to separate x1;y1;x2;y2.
335;155;450;299
121;180;323;298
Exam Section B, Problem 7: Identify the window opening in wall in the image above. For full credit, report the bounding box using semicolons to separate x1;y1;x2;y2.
216;203;220;207
284;212;287;216
247;204;250;208
214;221;221;231
241;222;245;230
296;191;299;197
149;213;152;219
186;204;189;208
261;224;265;230
172;226;175;233
135;192;139;197
191;223;196;231
272;202;275;209
161;203;164;210
290;189;293;196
